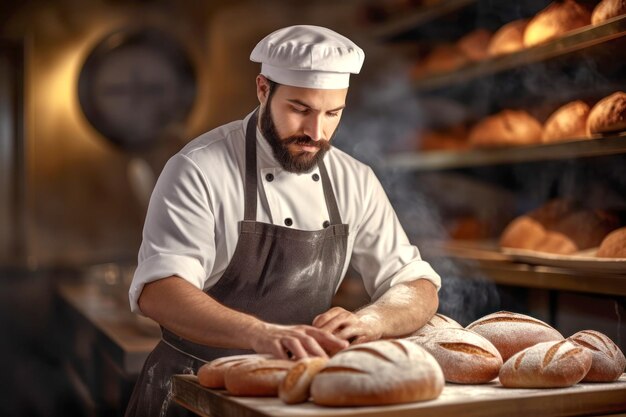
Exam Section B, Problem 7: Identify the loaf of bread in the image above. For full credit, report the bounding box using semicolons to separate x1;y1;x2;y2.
311;339;444;406
278;357;327;404
499;340;592;388
524;0;591;47
457;28;492;61
466;311;564;362
488;19;528;56
407;328;503;384
500;200;619;254
592;0;626;25
419;125;469;151
414;44;469;78
587;91;626;134
542;100;591;142
197;354;269;388
224;359;295;396
569;330;626;381
409;313;463;336
500;215;553;251
597;227;626;258
468;110;543;148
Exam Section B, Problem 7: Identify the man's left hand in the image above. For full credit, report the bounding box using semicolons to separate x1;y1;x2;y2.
312;307;383;345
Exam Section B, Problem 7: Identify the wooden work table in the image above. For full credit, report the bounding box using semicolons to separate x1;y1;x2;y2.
171;374;626;417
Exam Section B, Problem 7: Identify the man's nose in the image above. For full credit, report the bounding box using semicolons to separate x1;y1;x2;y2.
303;115;324;142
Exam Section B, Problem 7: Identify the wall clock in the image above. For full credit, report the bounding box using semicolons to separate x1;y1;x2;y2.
78;27;197;150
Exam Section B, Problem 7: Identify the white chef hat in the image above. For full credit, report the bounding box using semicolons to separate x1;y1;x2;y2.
250;25;365;90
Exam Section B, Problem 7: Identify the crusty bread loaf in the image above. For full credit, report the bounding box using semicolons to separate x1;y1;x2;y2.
197;354;269;388
414;44;468;78
587;91;626;134
499;340;592;388
500;215;549;250
597;227;626;258
569;330;626;381
409;313;463;336
407;328;502;384
457;28;492;61
468;110;543;148
311;339;444;406
419;126;469;151
466;311;564;362
500;200;619;254
524;0;591;47
278;357;327;404
488;19;528;56
592;0;626;25
542;100;591;143
224;359;295;396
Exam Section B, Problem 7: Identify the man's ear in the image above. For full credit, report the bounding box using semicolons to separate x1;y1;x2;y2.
256;74;271;105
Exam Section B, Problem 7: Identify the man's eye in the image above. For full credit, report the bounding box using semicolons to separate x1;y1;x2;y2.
293;107;308;114
327;112;339;118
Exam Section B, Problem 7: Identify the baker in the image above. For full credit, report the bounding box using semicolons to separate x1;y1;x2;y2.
125;25;441;417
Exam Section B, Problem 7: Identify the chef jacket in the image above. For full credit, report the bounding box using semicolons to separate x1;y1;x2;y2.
129;110;441;314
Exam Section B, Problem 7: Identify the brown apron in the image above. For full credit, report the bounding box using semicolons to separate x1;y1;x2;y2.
124;110;349;417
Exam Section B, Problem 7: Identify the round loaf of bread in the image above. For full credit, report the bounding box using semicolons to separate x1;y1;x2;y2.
409;313;463;336
500;215;547;250
407;328;502;384
524;0;591;47
551;209;619;251
499;340;592;388
457;28;492;61
197;354;269;389
587;91;626;134
569;330;626;381
424;44;469;74
311;339;444;406
468;110;543;148
224;359;295;396
597;227;626;258
278;357;327;404
488;19;528;56
592;0;626;25
542;100;591;143
532;230;577;254
466;311;564;362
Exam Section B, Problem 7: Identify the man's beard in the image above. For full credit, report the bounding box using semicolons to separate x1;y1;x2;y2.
259;104;333;174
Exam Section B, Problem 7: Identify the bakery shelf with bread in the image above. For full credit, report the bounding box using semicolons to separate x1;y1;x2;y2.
387;132;626;170
405;5;626;92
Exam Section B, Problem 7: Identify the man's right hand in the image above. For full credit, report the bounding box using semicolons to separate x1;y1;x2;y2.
249;322;349;360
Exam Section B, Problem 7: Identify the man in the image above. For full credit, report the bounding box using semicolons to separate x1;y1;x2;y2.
125;25;440;417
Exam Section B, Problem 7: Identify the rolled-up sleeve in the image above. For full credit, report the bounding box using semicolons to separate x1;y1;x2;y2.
129;154;215;314
350;167;441;301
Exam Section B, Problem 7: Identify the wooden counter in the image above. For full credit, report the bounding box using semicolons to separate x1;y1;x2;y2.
171;374;626;417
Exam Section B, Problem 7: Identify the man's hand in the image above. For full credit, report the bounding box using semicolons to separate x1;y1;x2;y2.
312;307;383;345
249;322;349;360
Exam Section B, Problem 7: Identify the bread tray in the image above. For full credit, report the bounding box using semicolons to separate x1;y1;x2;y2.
501;247;626;274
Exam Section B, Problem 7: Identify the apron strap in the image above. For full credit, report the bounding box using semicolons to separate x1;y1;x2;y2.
318;160;343;225
244;110;259;222
243;107;343;226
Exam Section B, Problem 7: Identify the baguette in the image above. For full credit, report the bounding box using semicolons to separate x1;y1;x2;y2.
407;328;502;384
224;359;295;396
523;0;591;47
499;340;592;388
197;354;269;388
542;100;591;143
311;339;444;406
466;311;564;361
279;357;327;404
569;330;626;381
587;91;626;135
592;0;626;24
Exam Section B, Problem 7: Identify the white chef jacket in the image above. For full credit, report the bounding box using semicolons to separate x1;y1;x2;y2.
129;110;440;314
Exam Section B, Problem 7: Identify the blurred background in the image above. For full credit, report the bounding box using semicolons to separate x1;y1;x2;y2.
0;0;625;415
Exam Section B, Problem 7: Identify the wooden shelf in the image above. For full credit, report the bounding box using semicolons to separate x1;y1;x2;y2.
411;15;626;93
370;0;476;40
422;242;626;296
384;134;626;171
